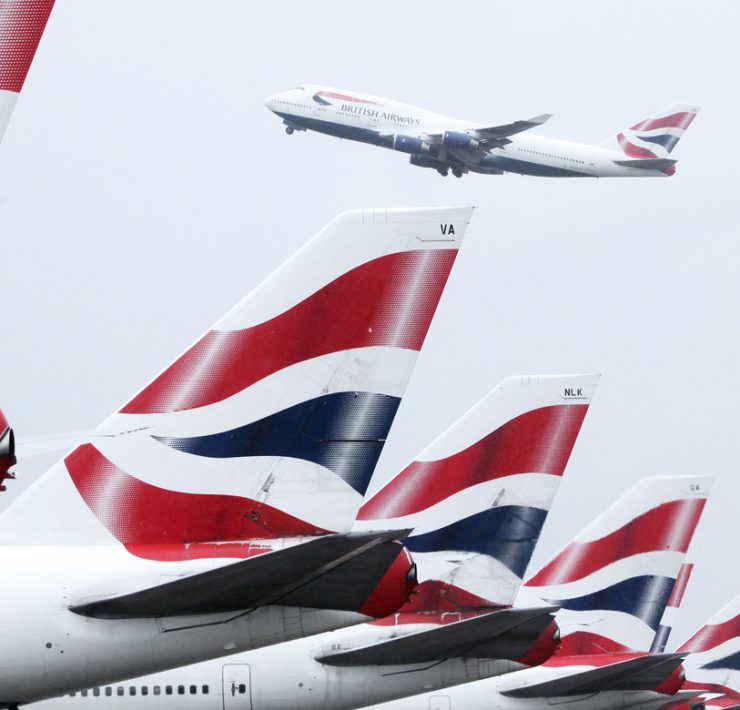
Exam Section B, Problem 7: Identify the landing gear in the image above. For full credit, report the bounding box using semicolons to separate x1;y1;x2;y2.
452;167;464;178
437;167;449;177
285;127;294;135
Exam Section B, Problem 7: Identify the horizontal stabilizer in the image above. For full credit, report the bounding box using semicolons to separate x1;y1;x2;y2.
316;606;558;667
613;158;678;170
500;653;686;698
70;531;410;619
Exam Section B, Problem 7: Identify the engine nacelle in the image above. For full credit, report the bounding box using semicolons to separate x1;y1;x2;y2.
393;134;431;155
443;131;480;151
409;154;448;171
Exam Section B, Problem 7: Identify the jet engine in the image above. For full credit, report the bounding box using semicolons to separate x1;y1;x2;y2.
443;131;480;151
393;134;431;155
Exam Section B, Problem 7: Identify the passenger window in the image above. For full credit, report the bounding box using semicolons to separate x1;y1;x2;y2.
81;690;88;697
202;685;209;694
142;686;148;696
92;688;100;697
105;688;112;697
129;686;136;696
154;686;161;695
117;687;124;697
165;685;173;695
190;685;197;694
238;684;246;694
178;685;185;695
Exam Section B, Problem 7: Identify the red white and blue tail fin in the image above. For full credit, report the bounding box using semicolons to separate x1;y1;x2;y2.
679;593;740;697
601;104;700;175
0;0;55;143
355;374;598;609
0;207;469;556
519;476;712;655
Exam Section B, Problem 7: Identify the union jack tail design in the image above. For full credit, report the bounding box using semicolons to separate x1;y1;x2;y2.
601;104;700;175
355;374;599;610
680;593;740;698
0;0;55;143
0;207;470;558
519;476;712;655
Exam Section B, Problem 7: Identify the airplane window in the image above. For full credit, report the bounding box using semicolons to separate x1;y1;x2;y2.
142;686;148;695
81;690;88;697
165;686;173;695
238;684;247;694
203;685;209;694
93;688;100;697
69;693;76;697
154;686;161;695
178;685;185;695
105;688;112;697
190;685;197;694
129;687;136;696
117;687;124;697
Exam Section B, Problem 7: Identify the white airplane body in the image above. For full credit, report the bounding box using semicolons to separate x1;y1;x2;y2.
265;85;699;179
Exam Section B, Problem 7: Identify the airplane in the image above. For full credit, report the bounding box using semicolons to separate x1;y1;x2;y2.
0;206;470;707
264;85;699;179
32;372;599;710
0;410;15;491
356;475;714;710
0;0;56;145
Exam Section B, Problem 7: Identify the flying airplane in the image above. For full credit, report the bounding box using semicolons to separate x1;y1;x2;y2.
264;85;699;179
0;206;470;707
32;373;599;710
357;475;714;710
0;0;55;145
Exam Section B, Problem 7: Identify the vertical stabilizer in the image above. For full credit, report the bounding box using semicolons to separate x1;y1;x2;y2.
0;0;55;143
356;373;598;609
0;207;470;555
520;476;712;655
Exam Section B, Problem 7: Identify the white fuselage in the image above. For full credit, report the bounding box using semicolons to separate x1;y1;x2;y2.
31;612;526;710
264;85;667;178
0;545;372;706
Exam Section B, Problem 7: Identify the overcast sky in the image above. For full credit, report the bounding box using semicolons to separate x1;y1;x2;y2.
1;0;738;644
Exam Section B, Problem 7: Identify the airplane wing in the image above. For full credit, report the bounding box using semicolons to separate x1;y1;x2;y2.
420;113;553;149
316;606;558;666
500;653;686;698
69;530;411;619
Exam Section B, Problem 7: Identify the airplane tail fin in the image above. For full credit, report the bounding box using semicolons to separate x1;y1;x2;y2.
0;207;470;556
600;104;700;175
356;374;599;610
679;593;740;697
0;0;55;143
651;562;694;653
520;476;712;655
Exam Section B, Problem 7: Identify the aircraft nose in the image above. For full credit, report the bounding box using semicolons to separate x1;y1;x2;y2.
264;94;278;111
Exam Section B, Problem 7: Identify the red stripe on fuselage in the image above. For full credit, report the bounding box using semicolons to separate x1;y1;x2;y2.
358;404;588;521
121;249;457;414
527;498;706;587
65;444;327;560
0;0;55;92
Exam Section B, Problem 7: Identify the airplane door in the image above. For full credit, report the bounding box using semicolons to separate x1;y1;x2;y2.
222;664;252;710
429;697;451;710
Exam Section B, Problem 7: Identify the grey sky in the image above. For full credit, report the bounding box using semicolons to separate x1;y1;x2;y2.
1;0;738;646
